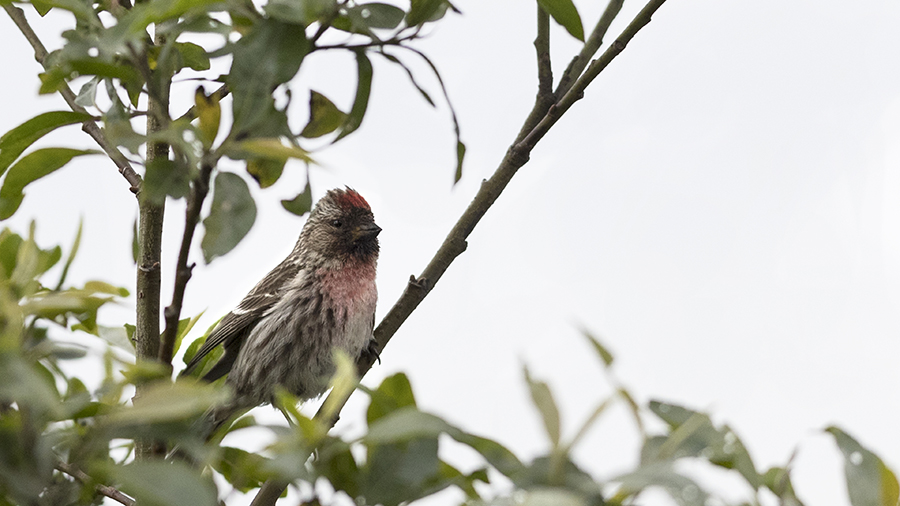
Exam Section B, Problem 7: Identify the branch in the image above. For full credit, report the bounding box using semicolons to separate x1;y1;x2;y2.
55;461;135;506
250;1;670;503
159;161;213;367
2;3;143;193
174;85;229;123
514;6;555;144
555;0;624;99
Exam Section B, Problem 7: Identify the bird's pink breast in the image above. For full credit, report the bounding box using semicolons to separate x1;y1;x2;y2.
318;261;377;313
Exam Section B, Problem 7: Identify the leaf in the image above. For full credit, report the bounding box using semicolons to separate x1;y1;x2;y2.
365;407;453;444
406;0;444;26
319;351;359;423
246;158;285;189
537;0;585;41
0;111;93;177
213;447;272;493
826;426;900;506
54;218;82;291
173;310;205;358
455;140;466;183
367;373;417;425
102;381;229;427
581;328;614;367
83;280;129;297
524;366;561;447
300;91;347;139
0;148;98;219
339;3;405;31
100;460;219;506
335;50;373;142
763;466;806;506
230;139;314;164
74;77;100;107
194;86;221;149
281;179;313;216
610;462;708;506
201;172;257;263
176;42;211;71
141;158;191;205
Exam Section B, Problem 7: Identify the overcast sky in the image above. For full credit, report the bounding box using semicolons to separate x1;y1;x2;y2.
2;0;900;504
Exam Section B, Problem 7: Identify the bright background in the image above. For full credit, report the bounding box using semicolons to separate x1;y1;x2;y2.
2;1;900;504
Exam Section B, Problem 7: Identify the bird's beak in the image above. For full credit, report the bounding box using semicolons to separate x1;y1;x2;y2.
354;223;382;241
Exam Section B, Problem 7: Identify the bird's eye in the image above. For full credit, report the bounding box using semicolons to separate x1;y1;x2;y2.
331;219;343;228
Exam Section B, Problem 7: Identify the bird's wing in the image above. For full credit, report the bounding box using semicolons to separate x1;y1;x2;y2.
181;256;302;376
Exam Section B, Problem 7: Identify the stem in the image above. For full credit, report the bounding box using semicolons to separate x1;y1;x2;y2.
555;0;624;99
134;27;172;461
158;161;213;367
514;6;555;144
2;3;143;192
55;461;136;506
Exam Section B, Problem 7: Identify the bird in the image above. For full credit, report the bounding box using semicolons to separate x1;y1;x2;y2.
181;187;381;430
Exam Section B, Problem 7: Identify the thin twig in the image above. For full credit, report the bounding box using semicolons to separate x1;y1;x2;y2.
55;461;136;506
159;161;213;367
514;6;555;144
2;3;143;193
555;0;624;99
174;84;230;123
249;2;670;504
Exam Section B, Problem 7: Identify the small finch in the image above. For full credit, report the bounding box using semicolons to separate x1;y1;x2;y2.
182;187;380;425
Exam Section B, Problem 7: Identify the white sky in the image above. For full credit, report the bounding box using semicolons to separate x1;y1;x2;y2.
2;1;900;504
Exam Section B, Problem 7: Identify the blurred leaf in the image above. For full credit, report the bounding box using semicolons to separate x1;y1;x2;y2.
97;325;135;352
54;218;82;291
281;179;313;216
0;148;98;220
102;380;229;427
610;462;708;506
45;342;88;360
363;437;440;506
176;42;210;71
264;0;335;25
366;408;453;445
230;138;314;164
537;0;585;41
565;397;612;453
83;280;129;297
201;172;257;263
213;446;271;492
300;91;347;139
100;460;218;506
74;77;99;107
763;466;806;506
246;158;285;189
194;86;220;149
450;432;524;479
367;372;417;425
173;311;204;358
350;3;405;29
406;0;444;25
827;426;900;506
335;50;372;142
0;229;24;279
581;329;614;367
142;159;192;205
0;111;92;177
524;366;561;447
513;489;588;506
228;20;308;135
320;351;359;423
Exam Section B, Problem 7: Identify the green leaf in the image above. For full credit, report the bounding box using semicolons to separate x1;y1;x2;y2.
213;447;272;493
102;381;229;427
300;91;347;139
763;466;806;506
74;77;100;107
581;328;614;367
194;86;221;149
524;366;561;447
229;139;314;164
455;140;466;184
610;462;708;506
201;172;257;263
335;50;373;142
449;432;524;479
264;0;335;25
826;426;900;506
406;0;444;26
173;311;205;358
346;3;405;29
83;280;129;297
367;373;417;425
0;111;92;177
0;148;98;219
54;218;82;291
100;460;219;506
176;42;211;71
141;158;191;205
228;20;308;135
537;0;585;41
365;407;453;444
281;179;313;216
246;158;285;189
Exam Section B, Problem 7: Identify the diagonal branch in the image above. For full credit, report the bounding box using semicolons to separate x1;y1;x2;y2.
55;461;135;506
514;7;554;145
250;1;670;504
555;0;624;99
159;161;213;368
2;3;143;193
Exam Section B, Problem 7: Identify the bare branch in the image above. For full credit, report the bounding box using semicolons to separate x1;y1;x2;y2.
2;3;143;193
514;6;555;144
55;461;136;506
159;161;213;367
555;0;624;99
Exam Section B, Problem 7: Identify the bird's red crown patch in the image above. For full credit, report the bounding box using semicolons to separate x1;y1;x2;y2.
333;188;370;210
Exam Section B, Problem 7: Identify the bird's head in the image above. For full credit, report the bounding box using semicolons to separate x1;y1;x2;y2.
302;187;380;264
